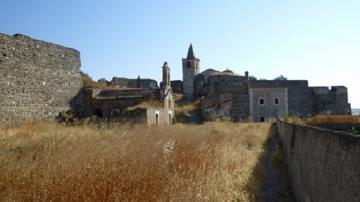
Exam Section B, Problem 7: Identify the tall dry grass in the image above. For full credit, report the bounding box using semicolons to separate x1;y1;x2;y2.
306;115;360;125
0;122;271;201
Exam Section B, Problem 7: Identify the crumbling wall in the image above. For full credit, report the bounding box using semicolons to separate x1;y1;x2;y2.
0;33;82;126
311;86;351;115
160;80;183;94
79;88;158;117
202;74;249;121
110;77;158;89
277;121;360;202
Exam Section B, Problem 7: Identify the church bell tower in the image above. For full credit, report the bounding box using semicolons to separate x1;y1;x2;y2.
182;44;200;98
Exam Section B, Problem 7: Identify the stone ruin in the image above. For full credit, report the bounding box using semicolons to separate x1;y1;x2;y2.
0;33;352;126
0;33;174;126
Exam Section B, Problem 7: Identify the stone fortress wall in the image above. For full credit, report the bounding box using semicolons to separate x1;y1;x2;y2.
249;87;288;122
311;86;351;115
0;33;82;125
200;76;351;121
201;74;249;121
277;120;360;202
249;80;313;117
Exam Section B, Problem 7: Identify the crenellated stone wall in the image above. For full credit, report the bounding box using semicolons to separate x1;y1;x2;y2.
0;33;82;126
311;86;351;115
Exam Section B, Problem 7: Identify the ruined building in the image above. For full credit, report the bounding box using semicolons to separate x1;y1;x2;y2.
0;33;174;126
78;62;175;125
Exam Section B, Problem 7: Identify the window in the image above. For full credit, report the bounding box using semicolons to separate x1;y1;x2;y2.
168;99;171;108
169;113;172;125
259;98;265;105
187;61;191;68
155;114;159;124
274;98;279;105
260;117;265;122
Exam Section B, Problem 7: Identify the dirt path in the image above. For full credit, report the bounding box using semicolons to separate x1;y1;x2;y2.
260;124;295;202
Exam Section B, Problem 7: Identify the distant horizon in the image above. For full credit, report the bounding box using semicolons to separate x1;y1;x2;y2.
1;1;359;107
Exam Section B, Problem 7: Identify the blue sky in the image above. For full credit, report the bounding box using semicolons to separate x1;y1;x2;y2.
1;0;360;107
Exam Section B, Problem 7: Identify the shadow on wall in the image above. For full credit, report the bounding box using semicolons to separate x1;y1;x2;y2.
69;89;86;117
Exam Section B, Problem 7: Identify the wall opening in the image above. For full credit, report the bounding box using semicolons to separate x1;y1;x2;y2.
187;61;191;68
168;113;172;125
155;114;159;124
259;98;265;105
95;109;103;118
260;117;265;122
168;99;171;108
274;98;279;105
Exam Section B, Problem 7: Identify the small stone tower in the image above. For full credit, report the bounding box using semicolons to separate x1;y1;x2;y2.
182;44;200;98
162;62;170;87
161;62;171;99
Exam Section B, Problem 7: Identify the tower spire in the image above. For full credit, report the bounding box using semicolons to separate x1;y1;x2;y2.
187;44;196;59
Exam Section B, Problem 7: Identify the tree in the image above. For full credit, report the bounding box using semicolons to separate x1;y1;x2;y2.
248;76;257;81
274;75;287;80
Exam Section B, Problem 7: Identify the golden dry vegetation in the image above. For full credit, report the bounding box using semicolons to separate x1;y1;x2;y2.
82;74;113;89
306;115;360;125
126;99;164;110
0;121;271;201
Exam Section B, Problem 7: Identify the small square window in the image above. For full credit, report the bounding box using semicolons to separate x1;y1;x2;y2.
274;98;279;105
259;98;265;105
260;117;265;122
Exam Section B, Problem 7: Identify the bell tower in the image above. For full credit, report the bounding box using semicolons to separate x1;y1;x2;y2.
182;44;200;98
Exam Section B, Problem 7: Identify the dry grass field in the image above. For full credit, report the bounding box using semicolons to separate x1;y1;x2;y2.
0;122;271;201
306;115;360;125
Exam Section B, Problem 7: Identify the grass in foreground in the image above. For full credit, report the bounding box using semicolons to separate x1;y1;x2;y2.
0;122;271;201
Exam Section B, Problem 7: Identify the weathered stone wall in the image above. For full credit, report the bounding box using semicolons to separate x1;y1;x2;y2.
249;80;313;117
80;88;158;117
193;69;219;98
202;74;249;121
109;77;158;89
0;33;82;126
160;80;183;94
194;74;207;98
311;86;351;115
277;121;360;202
249;88;288;122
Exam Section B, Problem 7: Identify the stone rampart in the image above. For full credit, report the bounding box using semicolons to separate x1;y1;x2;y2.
277;120;360;202
0;33;82;125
